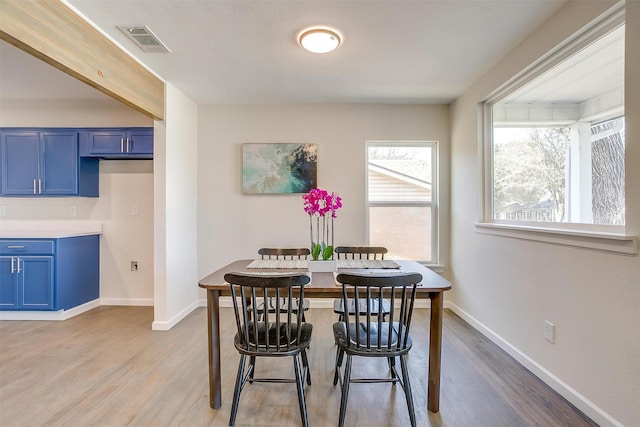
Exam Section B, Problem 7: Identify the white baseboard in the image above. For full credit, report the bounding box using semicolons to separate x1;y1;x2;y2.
0;299;100;321
152;300;199;331
446;302;622;427
100;298;154;306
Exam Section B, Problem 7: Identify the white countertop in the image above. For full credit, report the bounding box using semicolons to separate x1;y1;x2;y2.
0;220;102;238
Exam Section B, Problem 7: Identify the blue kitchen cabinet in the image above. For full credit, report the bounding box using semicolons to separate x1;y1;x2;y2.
79;128;153;159
0;129;99;197
0;236;100;311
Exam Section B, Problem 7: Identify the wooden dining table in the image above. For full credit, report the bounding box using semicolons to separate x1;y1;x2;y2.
198;259;452;413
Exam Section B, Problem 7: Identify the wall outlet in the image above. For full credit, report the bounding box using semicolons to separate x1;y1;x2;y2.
0;205;5;217
131;261;139;272
131;205;139;216
69;205;77;216
544;320;555;343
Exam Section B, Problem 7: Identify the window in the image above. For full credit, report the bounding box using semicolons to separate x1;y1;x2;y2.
366;142;437;263
484;10;625;233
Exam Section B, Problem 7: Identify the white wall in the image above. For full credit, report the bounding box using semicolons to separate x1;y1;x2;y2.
152;83;199;330
449;1;640;425
196;104;450;286
0;100;155;305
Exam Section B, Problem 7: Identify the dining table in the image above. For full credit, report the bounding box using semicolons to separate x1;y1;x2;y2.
198;258;452;413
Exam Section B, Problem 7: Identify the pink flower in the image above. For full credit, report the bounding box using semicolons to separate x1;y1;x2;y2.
302;188;342;218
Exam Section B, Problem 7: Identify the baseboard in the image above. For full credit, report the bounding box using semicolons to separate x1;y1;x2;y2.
0;299;100;321
152;300;199;331
100;298;154;306
447;302;622;427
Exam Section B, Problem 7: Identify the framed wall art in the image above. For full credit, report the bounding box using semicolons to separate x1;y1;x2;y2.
242;143;317;194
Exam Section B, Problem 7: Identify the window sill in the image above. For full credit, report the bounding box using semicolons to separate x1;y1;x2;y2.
475;223;637;255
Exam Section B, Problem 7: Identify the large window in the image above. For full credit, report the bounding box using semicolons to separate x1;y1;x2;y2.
485;13;625;232
366;142;437;263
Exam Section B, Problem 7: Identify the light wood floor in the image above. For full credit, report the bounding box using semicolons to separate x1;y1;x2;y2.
0;306;596;427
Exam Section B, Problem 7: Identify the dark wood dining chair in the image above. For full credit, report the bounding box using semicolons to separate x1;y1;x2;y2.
255;248;311;320
225;272;313;427
332;246;391;321
332;271;422;427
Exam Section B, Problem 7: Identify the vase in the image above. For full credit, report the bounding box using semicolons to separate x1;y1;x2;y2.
307;260;338;272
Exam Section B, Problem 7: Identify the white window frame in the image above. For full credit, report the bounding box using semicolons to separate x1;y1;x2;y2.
477;4;636;255
365;140;440;266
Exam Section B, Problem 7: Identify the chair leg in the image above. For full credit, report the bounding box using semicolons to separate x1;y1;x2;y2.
293;354;309;427
248;356;256;382
338;355;352;427
388;356;398;384
301;349;311;385
229;354;247;426
333;347;344;385
399;355;417;427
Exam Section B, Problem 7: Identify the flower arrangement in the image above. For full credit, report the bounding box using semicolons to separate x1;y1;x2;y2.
302;188;343;260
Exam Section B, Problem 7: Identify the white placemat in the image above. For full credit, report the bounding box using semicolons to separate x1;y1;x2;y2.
336;259;400;269
245;259;308;269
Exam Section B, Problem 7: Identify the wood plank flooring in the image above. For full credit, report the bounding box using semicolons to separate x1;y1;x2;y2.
0;306;596;427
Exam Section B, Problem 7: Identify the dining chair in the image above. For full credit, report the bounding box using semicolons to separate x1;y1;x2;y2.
332;271;422;427
255;248;311;320
332;246;391;321
225;272;313;427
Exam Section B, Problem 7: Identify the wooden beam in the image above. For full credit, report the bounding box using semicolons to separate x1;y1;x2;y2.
0;0;164;120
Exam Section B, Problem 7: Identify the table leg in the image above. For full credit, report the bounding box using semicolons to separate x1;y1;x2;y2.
428;291;444;413
207;289;222;409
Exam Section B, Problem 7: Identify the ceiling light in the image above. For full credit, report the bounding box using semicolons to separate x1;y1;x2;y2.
298;28;341;54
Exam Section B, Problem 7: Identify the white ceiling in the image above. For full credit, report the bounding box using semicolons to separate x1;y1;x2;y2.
1;0;572;106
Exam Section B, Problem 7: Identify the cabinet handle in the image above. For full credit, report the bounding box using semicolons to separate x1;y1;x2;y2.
16;257;22;274
7;245;25;249
121;138;125;153
10;257;15;274
126;137;131;153
38;179;42;194
33;179;37;194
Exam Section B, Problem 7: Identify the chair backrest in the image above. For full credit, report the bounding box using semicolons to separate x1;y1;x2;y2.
258;248;311;260
335;272;422;353
225;272;311;355
334;246;387;260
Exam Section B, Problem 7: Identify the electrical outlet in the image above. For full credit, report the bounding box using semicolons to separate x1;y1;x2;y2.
0;205;5;217
131;261;139;272
544;320;555;343
131;205;139;216
69;205;77;216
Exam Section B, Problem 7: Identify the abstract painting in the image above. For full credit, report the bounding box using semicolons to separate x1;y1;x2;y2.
242;143;317;194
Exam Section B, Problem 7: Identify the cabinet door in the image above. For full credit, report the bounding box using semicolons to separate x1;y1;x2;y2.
20;256;54;310
0;132;40;195
41;131;78;195
0;257;18;309
127;129;153;155
83;130;128;155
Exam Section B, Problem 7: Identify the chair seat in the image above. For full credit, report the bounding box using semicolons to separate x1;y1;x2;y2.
333;321;412;356
332;298;390;316
236;323;313;354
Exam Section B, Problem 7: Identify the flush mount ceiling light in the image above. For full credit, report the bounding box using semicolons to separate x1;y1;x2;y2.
298;28;341;53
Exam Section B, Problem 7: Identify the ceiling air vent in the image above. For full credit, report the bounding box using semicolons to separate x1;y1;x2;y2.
117;25;171;53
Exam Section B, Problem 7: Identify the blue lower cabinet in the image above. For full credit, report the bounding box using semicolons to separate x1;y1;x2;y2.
0;236;99;311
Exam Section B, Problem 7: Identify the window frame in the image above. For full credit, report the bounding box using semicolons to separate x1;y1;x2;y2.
477;4;636;255
365;140;440;265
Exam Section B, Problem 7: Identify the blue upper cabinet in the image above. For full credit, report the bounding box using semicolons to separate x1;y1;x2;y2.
0;129;99;197
79;128;153;159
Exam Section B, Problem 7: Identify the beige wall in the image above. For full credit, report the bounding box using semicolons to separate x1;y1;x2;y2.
196;103;450;283
0;99;155;305
449;1;639;425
